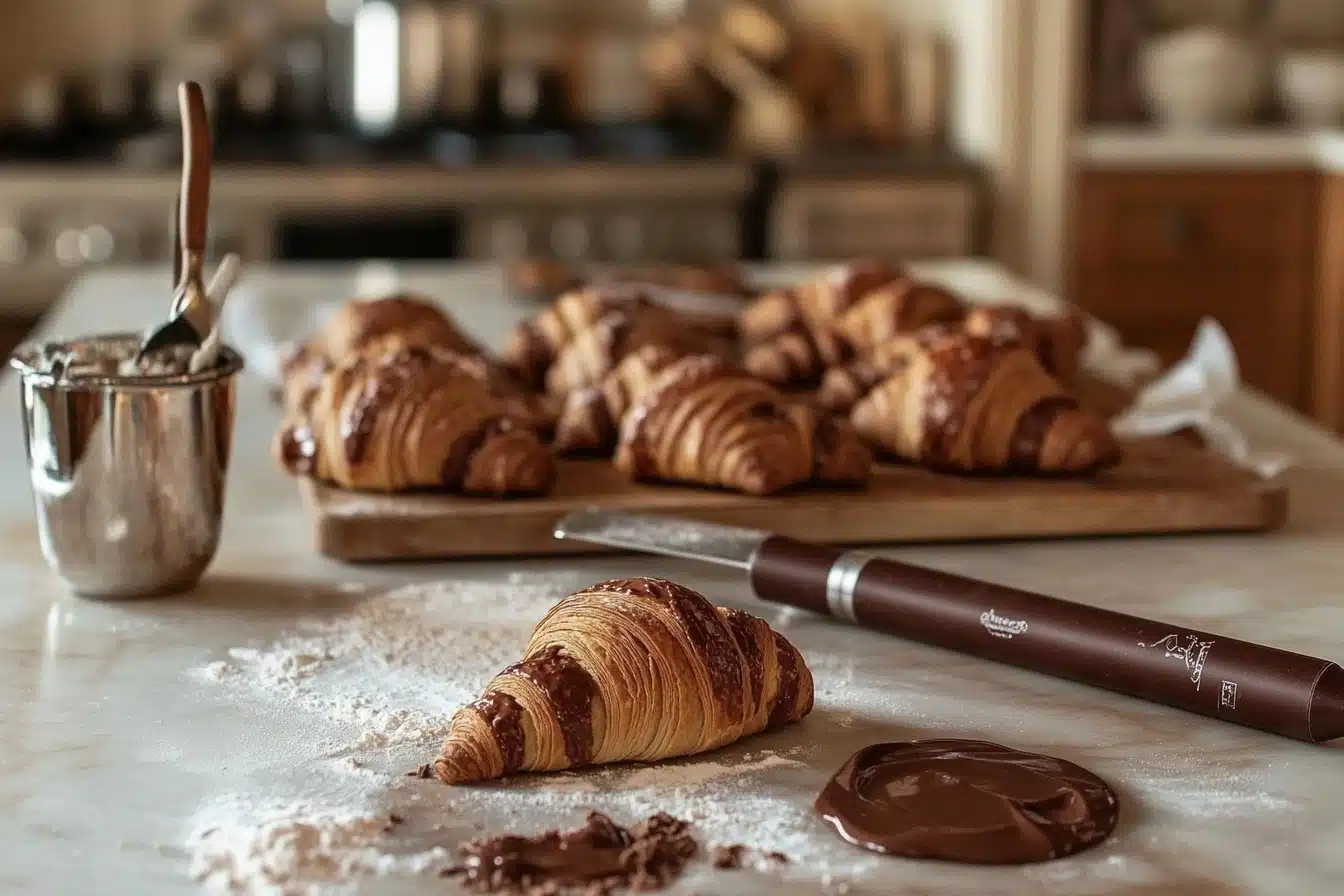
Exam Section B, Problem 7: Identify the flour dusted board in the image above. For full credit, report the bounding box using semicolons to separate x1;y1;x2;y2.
302;436;1286;561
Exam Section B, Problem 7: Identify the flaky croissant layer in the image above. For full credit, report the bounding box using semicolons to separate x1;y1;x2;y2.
434;577;814;784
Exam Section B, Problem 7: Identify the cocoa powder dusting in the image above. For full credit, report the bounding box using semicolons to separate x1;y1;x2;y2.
442;811;697;895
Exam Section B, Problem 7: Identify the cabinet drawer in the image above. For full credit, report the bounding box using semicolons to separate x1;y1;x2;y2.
1075;265;1309;408
771;179;977;260
1076;171;1315;267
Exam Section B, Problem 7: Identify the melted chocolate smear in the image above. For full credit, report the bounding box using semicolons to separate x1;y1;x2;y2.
816;740;1119;865
444;811;696;895
721;609;765;711
502;646;597;767
469;691;526;774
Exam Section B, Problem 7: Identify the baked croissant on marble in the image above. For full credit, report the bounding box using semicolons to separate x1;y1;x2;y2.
434;577;814;784
849;332;1120;475
613;354;871;495
552;344;682;456
737;258;907;344
274;346;556;495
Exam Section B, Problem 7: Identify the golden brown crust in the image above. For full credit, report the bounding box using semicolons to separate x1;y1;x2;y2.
433;577;813;784
273;346;556;495
613;354;870;495
849;332;1120;475
320;293;478;360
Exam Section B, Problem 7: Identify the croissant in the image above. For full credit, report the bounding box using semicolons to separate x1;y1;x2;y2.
613;354;871;495
544;308;721;396
320;293;479;360
273;346;556;495
434;577;814;784
552;344;682;456
849;332;1120;475
504;284;655;389
742;323;851;388
832;279;965;353
737;258;906;344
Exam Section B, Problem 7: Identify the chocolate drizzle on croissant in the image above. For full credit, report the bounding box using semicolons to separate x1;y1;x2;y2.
614;355;870;495
274;346;555;495
553;344;681;456
743;325;850;387
434;577;813;784
504;284;653;389
849;333;1119;474
737;258;907;345
543;307;716;396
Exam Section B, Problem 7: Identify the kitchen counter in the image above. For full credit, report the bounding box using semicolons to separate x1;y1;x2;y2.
3;261;1344;894
1075;127;1344;172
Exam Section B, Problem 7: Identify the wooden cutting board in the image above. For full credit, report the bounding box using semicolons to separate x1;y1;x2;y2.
302;435;1287;561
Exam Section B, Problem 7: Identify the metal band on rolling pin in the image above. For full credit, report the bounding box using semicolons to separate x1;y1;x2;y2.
825;551;874;624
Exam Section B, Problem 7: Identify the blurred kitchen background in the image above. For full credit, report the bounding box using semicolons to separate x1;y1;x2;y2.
0;0;1342;426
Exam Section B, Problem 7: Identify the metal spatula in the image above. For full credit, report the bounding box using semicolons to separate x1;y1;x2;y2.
135;81;214;362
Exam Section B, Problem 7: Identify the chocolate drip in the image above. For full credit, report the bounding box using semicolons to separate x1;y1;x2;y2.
1009;396;1076;468
768;633;805;728
340;348;436;465
502;646;597;767
469;691;525;774
721;609;765;711
596;578;745;720
815;740;1119;865
277;421;317;475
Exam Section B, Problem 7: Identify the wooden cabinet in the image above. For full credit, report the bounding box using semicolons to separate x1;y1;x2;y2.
1071;170;1317;410
1311;174;1344;430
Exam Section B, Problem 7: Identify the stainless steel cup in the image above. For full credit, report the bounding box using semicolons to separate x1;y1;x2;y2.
11;333;243;598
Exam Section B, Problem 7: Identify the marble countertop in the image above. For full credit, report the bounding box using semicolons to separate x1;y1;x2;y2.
1075;128;1344;172
3;262;1344;895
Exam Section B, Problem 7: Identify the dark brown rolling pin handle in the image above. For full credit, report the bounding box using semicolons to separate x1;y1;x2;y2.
748;535;1344;743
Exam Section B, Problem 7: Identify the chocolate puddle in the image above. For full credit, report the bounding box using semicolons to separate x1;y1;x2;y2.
815;739;1119;865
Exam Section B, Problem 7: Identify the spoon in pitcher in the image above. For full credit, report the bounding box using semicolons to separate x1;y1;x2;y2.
135;81;214;363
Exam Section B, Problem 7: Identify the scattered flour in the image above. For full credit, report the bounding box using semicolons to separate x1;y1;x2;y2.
188;798;446;896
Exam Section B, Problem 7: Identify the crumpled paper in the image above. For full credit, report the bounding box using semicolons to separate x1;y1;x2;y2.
1109;318;1292;478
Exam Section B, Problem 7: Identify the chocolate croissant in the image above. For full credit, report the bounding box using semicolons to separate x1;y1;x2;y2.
959;305;1087;385
613;354;871;495
278;294;482;413
434;577;814;784
274;346;556;495
849;332;1120;475
737;258;906;344
543;308;722;397
832;279;964;353
552;344;682;456
504;284;655;389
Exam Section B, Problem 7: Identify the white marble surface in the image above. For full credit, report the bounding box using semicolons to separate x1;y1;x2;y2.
1075;127;1344;171
3;262;1344;895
